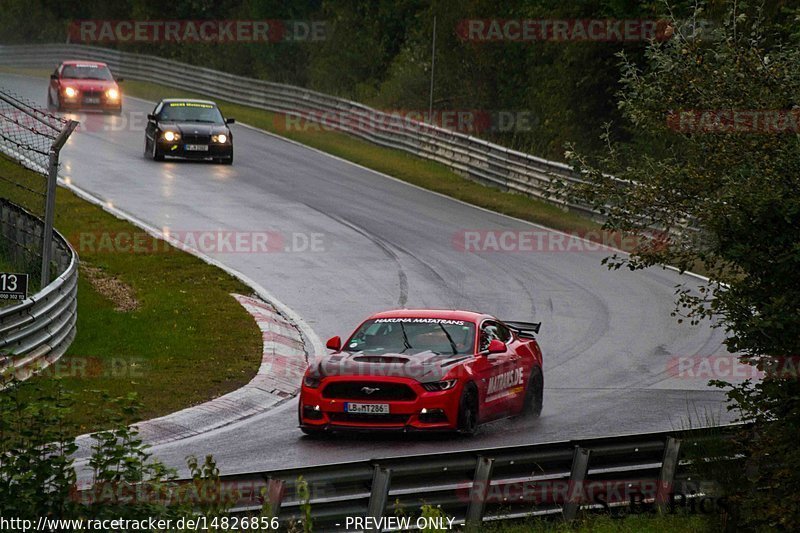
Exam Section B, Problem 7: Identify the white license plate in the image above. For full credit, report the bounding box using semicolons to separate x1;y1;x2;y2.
84;97;100;104
345;403;390;415
185;144;209;152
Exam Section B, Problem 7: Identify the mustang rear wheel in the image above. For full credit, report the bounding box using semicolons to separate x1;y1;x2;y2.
457;384;479;436
523;367;544;418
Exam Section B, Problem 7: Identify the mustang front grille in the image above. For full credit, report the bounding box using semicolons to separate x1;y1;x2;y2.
328;413;410;424
322;381;416;401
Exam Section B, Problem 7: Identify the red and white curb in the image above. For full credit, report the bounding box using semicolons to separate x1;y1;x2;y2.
233;294;307;400
73;293;309;454
128;294;307;445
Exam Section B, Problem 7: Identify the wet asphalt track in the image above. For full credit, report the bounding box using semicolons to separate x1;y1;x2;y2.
2;73;737;476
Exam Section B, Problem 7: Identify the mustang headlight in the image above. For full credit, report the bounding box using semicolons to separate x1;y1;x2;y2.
106;88;119;100
422;379;458;392
64;87;78;98
303;375;321;388
212;133;228;144
163;131;179;142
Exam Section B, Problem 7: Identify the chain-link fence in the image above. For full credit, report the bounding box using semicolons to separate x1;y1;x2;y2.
0;87;77;291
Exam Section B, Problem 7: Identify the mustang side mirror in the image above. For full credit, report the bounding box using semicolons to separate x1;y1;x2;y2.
487;339;506;354
147;113;155;121
326;336;342;351
115;77;124;83
50;73;58;80
226;117;235;124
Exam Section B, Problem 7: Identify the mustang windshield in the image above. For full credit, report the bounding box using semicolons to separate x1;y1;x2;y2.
159;102;224;123
345;318;476;355
61;64;113;80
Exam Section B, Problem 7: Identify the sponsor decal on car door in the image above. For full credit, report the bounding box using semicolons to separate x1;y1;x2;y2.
476;320;523;416
485;366;524;403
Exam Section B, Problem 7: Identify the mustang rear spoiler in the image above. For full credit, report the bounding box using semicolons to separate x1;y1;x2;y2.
504;320;541;338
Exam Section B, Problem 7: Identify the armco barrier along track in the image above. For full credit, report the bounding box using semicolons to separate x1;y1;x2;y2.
76;427;732;531
0;44;598;219
0;200;78;383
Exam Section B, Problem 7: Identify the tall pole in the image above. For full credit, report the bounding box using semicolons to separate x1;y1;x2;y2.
41;150;59;287
428;15;437;123
41;120;78;287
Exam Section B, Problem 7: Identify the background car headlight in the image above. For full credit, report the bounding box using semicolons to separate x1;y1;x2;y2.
163;131;179;142
64;87;78;98
106;88;119;100
212;134;228;143
303;375;321;388
422;379;458;392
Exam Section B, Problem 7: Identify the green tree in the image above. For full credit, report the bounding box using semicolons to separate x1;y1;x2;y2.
0;380;79;519
558;1;800;528
0;381;204;523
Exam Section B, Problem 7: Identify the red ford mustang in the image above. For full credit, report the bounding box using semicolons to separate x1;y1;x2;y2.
299;309;543;435
47;60;123;114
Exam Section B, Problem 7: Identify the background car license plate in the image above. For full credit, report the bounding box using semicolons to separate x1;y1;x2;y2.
185;144;209;151
84;97;100;104
345;403;390;414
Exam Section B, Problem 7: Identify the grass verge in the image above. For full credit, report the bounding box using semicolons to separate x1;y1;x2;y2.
0;154;261;435
484;513;719;532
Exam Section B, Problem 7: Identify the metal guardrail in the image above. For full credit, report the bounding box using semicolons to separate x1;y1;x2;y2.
0;44;601;220
0;199;78;383
126;426;731;531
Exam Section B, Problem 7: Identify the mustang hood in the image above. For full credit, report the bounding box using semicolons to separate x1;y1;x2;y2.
314;351;469;383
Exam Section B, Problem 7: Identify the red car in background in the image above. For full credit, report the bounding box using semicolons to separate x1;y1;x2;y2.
47;60;123;114
299;309;544;436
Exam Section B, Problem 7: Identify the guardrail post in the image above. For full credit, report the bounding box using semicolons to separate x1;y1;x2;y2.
365;465;392;532
264;477;285;518
656;437;681;513
562;446;590;522
465;456;494;527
